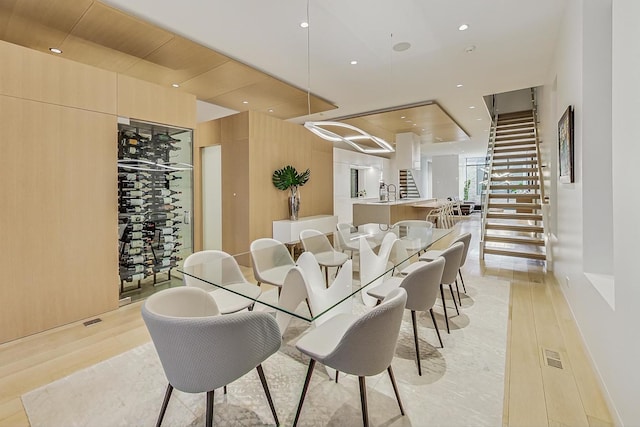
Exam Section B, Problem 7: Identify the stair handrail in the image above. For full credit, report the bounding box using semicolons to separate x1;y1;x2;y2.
530;87;552;267
480;108;498;242
530;88;546;203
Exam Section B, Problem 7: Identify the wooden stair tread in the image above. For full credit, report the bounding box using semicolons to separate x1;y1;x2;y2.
496;123;535;130
483;247;546;260
486;223;544;232
489;184;540;190
488;202;541;209
484;235;545;245
487;212;543;220
491;167;538;174
492;160;537;167
495;128;535;136
493;146;537;154
494;135;537;142
498;110;533;118
493;140;537;148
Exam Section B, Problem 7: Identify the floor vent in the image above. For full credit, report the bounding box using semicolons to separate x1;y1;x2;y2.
542;348;564;370
83;318;102;327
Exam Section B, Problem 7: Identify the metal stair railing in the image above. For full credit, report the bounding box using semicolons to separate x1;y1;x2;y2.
480;100;498;259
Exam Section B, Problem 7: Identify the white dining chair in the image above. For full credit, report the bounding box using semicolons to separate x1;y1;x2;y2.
250;238;296;297
392;220;433;255
367;257;446;375
292;288;408;427
419;232;472;301
300;229;349;285
183;250;261;314
359;232;397;307
141;287;281;427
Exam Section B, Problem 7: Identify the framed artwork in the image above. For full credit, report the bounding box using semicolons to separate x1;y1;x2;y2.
558;105;574;183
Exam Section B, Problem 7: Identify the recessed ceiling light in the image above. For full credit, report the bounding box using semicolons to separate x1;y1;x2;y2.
350;60;358;65
465;45;476;53
171;83;180;88
476;118;482;121
456;84;463;88
242;101;249;104
49;47;62;54
392;42;411;52
469;106;476;109
400;116;406;119
412;124;416;126
268;108;274;113
458;24;469;31
300;22;309;28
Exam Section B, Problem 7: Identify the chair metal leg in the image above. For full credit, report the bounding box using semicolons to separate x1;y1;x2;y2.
335;370;339;383
430;308;443;348
324;265;329;288
410;310;422;376
305;298;313;316
455;278;462;306
449;284;459;315
358;376;369;427
256;364;279;426
223;385;227;394
155;383;173;427
293;359;316;427
387;366;405;416
440;284;450;333
459;269;467;293
206;390;214;427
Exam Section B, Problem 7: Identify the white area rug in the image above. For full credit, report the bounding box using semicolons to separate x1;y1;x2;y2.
22;276;509;426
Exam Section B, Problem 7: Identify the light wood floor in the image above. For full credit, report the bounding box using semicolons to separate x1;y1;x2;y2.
0;215;614;427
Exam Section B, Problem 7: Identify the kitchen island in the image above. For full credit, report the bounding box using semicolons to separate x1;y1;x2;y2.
352;198;444;226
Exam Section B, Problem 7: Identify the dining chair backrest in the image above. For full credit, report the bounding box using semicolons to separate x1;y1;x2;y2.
335;223;354;252
296;252;354;324
440;241;465;285
453;232;472;267
300;229;334;254
250;238;295;281
183;250;247;291
360;232;397;307
400;257;446;312
323;288;407;377
142;287;281;393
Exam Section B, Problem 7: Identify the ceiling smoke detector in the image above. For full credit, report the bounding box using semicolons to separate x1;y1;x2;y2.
465;45;476;53
392;42;411;52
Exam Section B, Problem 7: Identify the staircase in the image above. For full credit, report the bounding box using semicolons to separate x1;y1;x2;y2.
399;169;421;198
480;103;548;263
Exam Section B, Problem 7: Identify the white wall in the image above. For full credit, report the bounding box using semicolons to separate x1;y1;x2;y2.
202;145;221;250
539;0;639;423
333;147;391;223
431;154;459;198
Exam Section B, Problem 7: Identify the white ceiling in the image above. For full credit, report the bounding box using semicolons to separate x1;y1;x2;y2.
101;0;567;157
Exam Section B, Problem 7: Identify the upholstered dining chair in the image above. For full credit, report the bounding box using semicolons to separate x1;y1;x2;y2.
183;250;261;314
419;232;472;297
300;229;349;286
292;288;408;427
141;286;281;427
250;238;296;297
367;257;446;375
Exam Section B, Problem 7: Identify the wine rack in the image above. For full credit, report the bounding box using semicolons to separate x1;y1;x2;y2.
117;124;192;294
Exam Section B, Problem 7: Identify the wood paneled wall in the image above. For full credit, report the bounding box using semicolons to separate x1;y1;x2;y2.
248;111;333;242
195;111;333;255
0;40;197;343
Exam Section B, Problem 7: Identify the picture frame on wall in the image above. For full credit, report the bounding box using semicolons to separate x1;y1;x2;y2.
558;105;574;184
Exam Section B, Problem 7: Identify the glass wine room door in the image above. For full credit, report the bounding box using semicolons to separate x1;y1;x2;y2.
117;119;193;301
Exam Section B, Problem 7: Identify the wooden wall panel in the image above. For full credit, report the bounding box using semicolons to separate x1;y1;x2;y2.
248;111;333;243
194;120;221;251
117;74;196;130
220;113;250;255
0;40;116;114
0;96;118;343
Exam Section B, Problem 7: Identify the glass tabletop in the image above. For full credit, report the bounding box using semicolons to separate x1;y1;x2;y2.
178;222;452;323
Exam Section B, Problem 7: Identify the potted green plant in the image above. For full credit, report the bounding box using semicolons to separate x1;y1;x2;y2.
272;165;310;220
463;179;471;201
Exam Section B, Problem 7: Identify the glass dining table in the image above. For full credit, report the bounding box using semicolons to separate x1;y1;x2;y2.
178;222;452;325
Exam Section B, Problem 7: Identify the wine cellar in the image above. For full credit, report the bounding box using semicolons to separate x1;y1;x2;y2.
117;120;193;298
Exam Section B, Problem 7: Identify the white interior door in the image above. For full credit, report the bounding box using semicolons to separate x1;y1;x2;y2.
202;145;221;250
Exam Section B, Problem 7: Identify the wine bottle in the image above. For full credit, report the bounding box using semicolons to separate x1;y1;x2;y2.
119;264;149;274
164;174;183;181
124;247;146;256
153;188;181;197
123;255;149;265
129;240;145;248
118;172;148;181
119;190;150;198
129;214;145;223
161;227;180;235
122;272;146;282
119;180;145;189
119;206;145;214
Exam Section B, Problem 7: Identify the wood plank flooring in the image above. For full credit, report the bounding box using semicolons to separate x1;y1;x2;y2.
0;215;613;426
